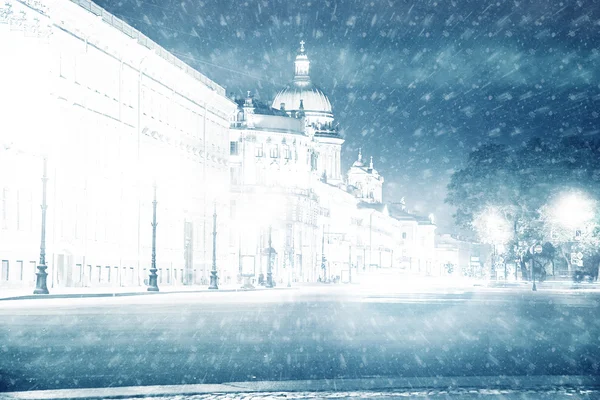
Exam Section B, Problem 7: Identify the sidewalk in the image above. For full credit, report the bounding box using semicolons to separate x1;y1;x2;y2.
0;283;294;301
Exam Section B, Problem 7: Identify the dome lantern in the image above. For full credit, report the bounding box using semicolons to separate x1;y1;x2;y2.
294;40;310;84
272;41;333;116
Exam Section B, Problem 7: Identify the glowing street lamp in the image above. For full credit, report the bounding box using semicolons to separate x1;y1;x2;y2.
552;192;596;233
544;191;597;277
474;207;513;280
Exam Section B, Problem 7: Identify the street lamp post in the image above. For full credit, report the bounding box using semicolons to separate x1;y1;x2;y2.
531;256;537;292
147;183;159;292
532;244;542;291
33;157;49;295
491;243;496;281
287;254;291;288
266;225;274;288
209;202;219;289
368;211;374;273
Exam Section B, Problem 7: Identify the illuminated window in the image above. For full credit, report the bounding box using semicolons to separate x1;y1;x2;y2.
1;260;8;281
270;144;279;158
74;264;82;284
2;188;8;229
230;199;236;218
286;224;293;247
17;261;23;281
256;165;266;185
255;143;264;157
16;190;20;231
310;152;318;171
230;141;239;155
74;203;79;238
230;166;242;185
20;190;32;232
31;261;37;282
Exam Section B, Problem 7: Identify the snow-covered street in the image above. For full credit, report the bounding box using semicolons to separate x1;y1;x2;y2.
1;286;599;396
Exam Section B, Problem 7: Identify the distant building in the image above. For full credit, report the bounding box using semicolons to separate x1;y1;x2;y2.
435;234;488;278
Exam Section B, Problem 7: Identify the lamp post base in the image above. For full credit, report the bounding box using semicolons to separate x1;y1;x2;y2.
147;269;159;292
241;276;254;290
532;282;537;291
208;270;218;290
265;272;273;288
33;265;49;295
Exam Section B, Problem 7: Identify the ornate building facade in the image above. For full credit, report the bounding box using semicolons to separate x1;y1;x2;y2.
229;42;437;284
0;0;236;290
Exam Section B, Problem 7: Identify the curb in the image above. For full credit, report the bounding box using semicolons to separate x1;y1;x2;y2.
0;286;297;302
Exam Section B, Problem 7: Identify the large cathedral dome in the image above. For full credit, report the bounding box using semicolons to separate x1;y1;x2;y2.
272;41;333;116
273;83;332;114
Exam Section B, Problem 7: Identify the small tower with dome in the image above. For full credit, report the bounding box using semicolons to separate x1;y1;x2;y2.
347;149;384;203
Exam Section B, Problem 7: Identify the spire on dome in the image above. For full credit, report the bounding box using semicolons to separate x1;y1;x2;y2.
351;148;364;167
369;156;374;170
296;99;305;119
300;40;305;53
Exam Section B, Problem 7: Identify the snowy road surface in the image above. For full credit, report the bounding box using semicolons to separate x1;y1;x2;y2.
0;286;599;395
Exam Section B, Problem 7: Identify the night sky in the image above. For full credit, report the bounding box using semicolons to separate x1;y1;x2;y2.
95;0;600;232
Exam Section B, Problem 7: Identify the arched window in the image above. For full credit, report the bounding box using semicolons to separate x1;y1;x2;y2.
310;151;318;171
283;145;291;160
270;144;279;158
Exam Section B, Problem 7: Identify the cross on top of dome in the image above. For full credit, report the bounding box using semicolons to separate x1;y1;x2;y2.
300;40;305;53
